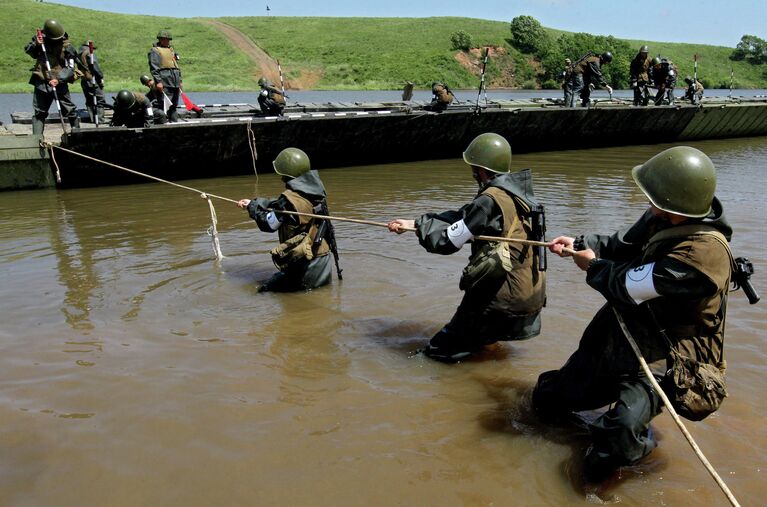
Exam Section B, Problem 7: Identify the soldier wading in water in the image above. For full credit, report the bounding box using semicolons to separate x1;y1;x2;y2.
534;146;735;482
388;133;547;363
238;148;342;293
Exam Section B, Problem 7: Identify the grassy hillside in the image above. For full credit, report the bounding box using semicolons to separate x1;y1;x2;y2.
218;16;514;90
0;0;255;93
1;0;765;93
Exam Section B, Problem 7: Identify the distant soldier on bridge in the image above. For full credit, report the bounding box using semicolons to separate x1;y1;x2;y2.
568;52;613;107
257;77;286;116
683;75;705;105
560;58;574;107
629;45;653;106
148;29;182;122
424;82;455;112
76;40;106;125
649;57;678;106
24;19;80;135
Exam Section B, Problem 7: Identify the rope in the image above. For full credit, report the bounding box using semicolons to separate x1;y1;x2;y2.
612;308;741;507
48;143;62;183
273;209;561;249
246;120;259;178
202;193;224;261
48;144;237;261
48;144;238;204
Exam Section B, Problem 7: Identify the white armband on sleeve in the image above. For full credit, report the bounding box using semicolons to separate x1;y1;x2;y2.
146;107;153;117
265;211;282;230
625;262;661;304
446;219;474;249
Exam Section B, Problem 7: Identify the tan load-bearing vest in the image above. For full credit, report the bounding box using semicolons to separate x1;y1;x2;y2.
278;189;330;257
641;224;733;366
154;46;179;69
480;186;546;315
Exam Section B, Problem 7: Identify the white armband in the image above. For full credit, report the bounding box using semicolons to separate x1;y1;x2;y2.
625;262;661;304
446;219;474;249
146;107;154;117
265;211;282;230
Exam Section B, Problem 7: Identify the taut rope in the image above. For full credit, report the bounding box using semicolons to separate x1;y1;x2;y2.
49;144;235;260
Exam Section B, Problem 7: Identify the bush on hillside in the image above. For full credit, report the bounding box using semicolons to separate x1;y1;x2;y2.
450;30;474;51
509;15;550;55
731;34;767;64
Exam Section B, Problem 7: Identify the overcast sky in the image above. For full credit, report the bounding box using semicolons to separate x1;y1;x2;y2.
48;0;765;47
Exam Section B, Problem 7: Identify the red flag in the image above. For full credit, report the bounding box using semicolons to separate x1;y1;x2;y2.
181;91;202;113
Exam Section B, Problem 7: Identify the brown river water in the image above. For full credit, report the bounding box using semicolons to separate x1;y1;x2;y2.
1;137;766;506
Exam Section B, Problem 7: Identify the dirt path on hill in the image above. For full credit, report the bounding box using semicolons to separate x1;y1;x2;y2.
201;19;320;89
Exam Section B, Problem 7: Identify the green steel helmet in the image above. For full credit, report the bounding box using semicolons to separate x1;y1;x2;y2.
462;133;512;174
258;77;271;88
431;81;444;92
43;19;65;40
140;74;152;86
652;56;662;66
631;146;716;218
114;90;136;110
273;148;311;178
684;75;693;84
156;29;173;40
639;45;649;53
600;51;613;63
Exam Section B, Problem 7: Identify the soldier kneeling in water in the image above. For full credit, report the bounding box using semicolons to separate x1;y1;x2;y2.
237;148;342;292
388;133;547;362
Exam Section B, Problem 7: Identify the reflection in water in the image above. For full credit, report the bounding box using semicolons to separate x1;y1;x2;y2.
0;137;766;505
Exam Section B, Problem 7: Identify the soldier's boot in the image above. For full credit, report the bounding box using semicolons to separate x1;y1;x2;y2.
70;116;81;129
32;116;46;136
96;107;105;124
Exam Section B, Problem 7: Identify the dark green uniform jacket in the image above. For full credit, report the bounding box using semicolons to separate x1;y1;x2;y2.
247;170;332;291
415;171;546;342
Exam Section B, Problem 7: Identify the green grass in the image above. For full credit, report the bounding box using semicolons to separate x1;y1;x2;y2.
1;0;765;92
219;16;515;89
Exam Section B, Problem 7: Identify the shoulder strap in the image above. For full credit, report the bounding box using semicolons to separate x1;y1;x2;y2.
481;187;519;239
648;224;735;269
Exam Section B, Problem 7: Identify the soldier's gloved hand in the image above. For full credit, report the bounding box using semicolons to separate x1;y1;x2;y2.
606;85;613;94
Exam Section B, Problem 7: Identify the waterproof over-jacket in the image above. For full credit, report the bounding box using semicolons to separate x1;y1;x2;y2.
416;170;546;343
247;170;332;291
